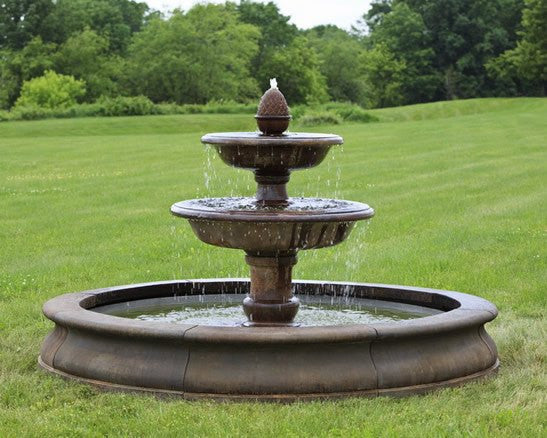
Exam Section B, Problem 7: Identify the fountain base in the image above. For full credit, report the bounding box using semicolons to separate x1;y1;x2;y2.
241;320;301;328
38;357;499;401
243;253;299;324
242;296;300;326
39;279;499;401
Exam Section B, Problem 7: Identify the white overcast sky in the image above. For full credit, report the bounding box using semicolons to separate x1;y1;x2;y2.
144;1;373;30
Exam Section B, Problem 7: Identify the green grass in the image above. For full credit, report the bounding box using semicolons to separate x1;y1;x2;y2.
1;98;546;436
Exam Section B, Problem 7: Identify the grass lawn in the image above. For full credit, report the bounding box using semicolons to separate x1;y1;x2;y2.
0;98;545;436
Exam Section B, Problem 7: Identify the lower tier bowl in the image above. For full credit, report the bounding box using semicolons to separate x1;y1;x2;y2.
39;280;499;401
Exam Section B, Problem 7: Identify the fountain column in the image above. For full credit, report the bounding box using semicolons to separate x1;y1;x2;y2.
248;167;299;324
243;252;299;325
254;171;290;205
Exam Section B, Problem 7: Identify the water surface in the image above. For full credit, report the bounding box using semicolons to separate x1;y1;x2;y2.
95;294;440;327
181;197;359;212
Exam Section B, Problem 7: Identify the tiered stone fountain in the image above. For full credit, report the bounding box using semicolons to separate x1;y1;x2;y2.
39;81;499;400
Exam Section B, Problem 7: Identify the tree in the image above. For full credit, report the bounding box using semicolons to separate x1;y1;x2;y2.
42;0;148;53
370;3;439;104
0;52;19;109
259;36;329;104
0;0;55;50
401;0;526;99
15;70;85;108
487;0;546;95
237;0;298;90
55;29;121;100
0;37;56;108
305;26;367;104
359;43;406;108
125;4;260;104
357;0;393;34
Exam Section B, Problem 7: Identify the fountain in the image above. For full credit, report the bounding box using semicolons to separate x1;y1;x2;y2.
39;81;499;400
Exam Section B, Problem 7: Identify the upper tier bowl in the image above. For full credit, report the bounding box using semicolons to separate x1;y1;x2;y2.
201;132;343;174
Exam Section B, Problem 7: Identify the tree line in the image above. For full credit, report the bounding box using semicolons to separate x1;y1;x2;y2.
0;0;545;112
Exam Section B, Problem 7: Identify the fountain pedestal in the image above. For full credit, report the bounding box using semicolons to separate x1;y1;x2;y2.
243;253;299;325
254;171;290;204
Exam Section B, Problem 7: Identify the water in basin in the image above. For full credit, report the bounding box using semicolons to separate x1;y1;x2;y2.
181;197;359;212
94;294;441;327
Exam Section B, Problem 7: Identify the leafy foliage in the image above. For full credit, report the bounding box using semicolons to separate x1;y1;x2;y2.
54;29;121;100
293;102;379;124
0;0;55;50
260;36;329;104
359;44;406;108
321;102;379;122
237;0;298;90
306;26;367;105
1;97;257;122
42;0;148;53
15;70;85;109
125;4;260;104
487;0;546;95
299;111;342;126
0;37;57;109
369;3;439;104
98;95;156;116
0;0;543;113
400;0;527;99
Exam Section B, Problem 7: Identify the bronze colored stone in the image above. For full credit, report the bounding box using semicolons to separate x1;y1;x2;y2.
39;86;499;400
195;129;370;325
256;80;291;135
201;132;343;204
257;87;289;117
39;280;499;401
243;253;299;325
255;116;291;135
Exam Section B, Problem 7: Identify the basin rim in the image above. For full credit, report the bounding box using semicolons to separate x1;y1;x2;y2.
42;279;497;344
201;132;344;147
171;200;375;222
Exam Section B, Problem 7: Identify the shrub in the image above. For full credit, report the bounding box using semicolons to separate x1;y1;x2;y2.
299;111;342;126
184;104;207;114
2;98;380;124
2;98;257;122
200;100;256;114
155;103;190;115
323;102;379;123
10;105;55;120
62;102;106;118
292;102;379;124
132;100;255;116
0;110;12;122
288;105;306;120
98;96;158;116
15;71;86;109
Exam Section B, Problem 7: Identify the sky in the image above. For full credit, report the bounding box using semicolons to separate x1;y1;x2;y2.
144;0;373;30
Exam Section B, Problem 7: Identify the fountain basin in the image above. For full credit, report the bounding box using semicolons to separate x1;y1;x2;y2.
202;132;344;203
202;132;343;172
171;198;374;252
39;279;499;401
